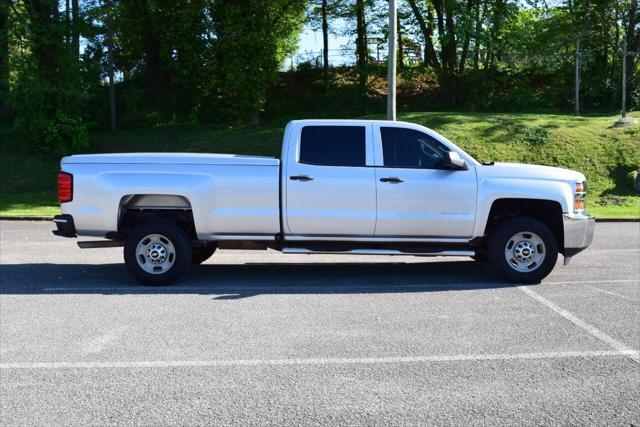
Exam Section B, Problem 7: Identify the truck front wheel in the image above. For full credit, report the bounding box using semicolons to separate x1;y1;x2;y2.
124;222;192;285
487;217;558;284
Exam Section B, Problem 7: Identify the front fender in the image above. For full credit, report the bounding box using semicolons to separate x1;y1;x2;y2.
473;178;574;237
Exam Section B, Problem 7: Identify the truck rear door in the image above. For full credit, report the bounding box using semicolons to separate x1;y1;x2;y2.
283;123;376;236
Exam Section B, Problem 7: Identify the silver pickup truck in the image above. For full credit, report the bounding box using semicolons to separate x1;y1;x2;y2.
53;119;595;285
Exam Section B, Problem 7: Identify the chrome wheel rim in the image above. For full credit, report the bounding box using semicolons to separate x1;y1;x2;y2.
504;231;546;272
135;234;176;274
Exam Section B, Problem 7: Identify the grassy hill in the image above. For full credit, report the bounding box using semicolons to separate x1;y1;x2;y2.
1;111;638;218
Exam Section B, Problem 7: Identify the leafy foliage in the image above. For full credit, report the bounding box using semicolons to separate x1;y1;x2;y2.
209;0;306;123
7;0;88;154
2;0;639;155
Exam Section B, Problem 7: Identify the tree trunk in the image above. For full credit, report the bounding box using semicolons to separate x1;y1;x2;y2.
406;0;439;68
443;0;457;72
475;0;488;70
0;0;9;120
355;0;367;90
431;0;447;68
458;0;475;73
397;13;403;70
71;0;79;59
487;0;505;70
65;0;70;47
105;0;116;130
625;0;639;106
611;0;620;85
22;0;64;118
322;0;328;73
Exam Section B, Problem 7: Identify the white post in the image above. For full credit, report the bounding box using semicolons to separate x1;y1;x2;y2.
387;0;397;121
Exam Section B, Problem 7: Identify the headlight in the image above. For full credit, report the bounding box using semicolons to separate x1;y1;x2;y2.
574;181;587;212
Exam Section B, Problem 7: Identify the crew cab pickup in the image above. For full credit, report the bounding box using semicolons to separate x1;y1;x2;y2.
53;119;595;285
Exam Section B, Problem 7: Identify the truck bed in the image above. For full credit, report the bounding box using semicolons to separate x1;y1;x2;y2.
60;153;281;239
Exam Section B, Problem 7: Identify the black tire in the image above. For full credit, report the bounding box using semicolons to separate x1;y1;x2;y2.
124;221;192;285
487;216;558;284
191;245;217;264
472;249;489;263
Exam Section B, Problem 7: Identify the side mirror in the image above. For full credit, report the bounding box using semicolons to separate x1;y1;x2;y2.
442;151;468;170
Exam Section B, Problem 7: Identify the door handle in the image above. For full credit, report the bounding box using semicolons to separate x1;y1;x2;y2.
380;177;404;183
290;175;314;181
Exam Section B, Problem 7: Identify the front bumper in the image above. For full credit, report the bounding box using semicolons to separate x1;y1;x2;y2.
52;214;77;238
563;212;595;259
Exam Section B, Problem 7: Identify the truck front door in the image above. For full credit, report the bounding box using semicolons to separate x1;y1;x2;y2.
284;123;376;237
373;124;477;238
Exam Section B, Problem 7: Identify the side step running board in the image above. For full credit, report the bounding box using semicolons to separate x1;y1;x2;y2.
282;248;475;257
77;240;124;249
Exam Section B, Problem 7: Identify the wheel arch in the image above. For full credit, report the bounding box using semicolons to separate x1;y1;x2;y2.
483;198;565;252
118;194;197;240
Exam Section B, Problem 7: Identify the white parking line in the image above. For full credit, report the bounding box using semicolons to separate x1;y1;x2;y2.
546;279;639;285
583;285;640;303
583;248;640;253
517;286;640;364
1;350;637;370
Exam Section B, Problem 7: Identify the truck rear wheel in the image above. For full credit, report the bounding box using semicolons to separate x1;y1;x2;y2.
124;222;192;285
487;217;558;284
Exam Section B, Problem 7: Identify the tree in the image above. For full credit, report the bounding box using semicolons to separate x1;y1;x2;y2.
10;0;88;154
406;0;439;68
71;0;79;59
307;1;345;77
211;0;306;122
0;0;9;121
116;0;210;122
322;0;329;72
624;0;639;108
355;0;367;89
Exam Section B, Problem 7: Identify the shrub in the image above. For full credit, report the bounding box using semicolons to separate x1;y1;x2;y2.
41;113;89;156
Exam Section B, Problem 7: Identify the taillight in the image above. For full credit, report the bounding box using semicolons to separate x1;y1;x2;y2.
57;172;73;203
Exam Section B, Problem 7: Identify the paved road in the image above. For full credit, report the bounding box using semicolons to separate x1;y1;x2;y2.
1;221;638;425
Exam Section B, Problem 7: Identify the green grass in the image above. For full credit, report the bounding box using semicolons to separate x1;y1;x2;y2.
1;111;638;218
588;202;640;218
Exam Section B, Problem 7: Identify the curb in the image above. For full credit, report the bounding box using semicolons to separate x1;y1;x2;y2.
1;216;639;222
0;216;53;221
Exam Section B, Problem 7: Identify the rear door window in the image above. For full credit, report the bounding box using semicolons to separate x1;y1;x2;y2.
299;126;366;167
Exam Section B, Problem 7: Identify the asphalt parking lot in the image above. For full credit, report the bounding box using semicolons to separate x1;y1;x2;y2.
0;220;638;425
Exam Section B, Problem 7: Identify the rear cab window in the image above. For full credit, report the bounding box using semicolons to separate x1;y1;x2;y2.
299;126;366;167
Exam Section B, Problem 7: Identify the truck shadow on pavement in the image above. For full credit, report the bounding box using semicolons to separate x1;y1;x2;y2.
0;260;517;298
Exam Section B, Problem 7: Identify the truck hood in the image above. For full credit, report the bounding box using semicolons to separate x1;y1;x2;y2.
479;162;586;183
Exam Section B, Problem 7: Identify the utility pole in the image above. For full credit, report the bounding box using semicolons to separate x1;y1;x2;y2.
387;0;397;121
575;37;580;116
105;0;116;131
